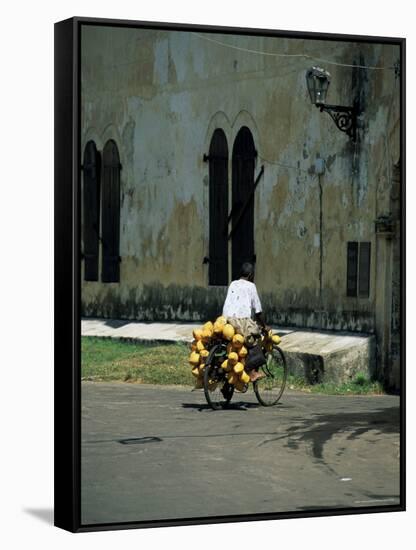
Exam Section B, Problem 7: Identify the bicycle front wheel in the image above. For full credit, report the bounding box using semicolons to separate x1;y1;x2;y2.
203;346;234;410
254;346;287;406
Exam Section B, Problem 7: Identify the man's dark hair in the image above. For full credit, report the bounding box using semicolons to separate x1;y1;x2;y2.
241;262;255;278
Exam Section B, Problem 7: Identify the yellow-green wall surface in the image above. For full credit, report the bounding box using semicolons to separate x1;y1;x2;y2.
81;26;400;340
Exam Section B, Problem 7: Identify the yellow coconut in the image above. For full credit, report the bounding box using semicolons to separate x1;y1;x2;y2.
203;321;214;333
224;360;233;372
233;362;244;374
227;352;239;365
238;346;248;359
213;321;224;336
222;323;235;341
227;373;237;385
189;351;200;366
240;370;250;384
201;328;213;343
198;364;205;375
191;367;200;377
190;340;198;351
221;359;229;370
232;334;245;349
215;316;227;326
200;349;209;361
196;340;205;352
193;328;203;341
272;334;281;345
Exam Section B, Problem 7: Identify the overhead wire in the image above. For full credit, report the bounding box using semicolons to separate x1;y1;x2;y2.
256;153;313;176
192;31;397;175
191;32;395;71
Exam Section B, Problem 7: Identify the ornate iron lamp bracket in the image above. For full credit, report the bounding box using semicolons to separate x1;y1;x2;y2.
319;102;358;142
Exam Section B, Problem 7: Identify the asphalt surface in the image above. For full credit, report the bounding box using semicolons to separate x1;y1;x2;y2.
81;382;401;525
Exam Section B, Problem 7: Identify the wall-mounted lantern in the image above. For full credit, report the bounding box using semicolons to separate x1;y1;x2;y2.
306;66;358;142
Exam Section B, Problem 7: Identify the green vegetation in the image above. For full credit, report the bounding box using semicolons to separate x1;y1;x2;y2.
81;337;385;395
286;374;384;395
81;337;190;385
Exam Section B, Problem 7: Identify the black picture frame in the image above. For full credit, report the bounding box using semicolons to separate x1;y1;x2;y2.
54;16;406;533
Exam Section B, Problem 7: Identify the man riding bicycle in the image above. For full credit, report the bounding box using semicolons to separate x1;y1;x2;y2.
222;262;270;382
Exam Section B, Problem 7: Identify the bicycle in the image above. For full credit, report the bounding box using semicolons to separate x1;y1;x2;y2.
203;331;287;410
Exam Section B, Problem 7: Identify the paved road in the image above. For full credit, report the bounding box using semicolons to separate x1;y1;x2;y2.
81;382;401;525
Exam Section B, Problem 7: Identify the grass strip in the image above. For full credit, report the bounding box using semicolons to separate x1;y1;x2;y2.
81;337;385;394
81;337;191;385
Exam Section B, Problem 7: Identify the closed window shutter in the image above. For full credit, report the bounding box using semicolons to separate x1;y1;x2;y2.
208;129;229;286
82;141;100;281
358;242;371;297
232;127;256;280
346;242;358;297
101;140;121;283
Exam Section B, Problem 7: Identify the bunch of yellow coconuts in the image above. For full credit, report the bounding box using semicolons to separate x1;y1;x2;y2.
188;316;280;391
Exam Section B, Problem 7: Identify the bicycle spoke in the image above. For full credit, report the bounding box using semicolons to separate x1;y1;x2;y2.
204;357;234;410
254;346;287;406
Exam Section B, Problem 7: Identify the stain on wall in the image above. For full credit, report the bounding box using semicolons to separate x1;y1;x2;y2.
80;27;400;341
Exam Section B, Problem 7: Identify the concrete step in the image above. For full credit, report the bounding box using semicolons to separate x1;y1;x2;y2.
81;318;375;384
81;318;204;343
278;330;376;384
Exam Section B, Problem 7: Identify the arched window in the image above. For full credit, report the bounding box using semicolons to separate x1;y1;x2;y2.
101;139;121;283
231;127;256;280
208;129;229;285
82;140;101;281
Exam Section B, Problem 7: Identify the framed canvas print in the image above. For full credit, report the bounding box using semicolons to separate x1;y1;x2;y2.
54;16;405;532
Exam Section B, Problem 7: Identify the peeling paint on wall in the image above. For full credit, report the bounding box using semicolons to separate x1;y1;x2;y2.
81;27;400;336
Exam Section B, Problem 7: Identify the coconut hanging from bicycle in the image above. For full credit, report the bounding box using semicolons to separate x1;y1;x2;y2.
188;316;287;410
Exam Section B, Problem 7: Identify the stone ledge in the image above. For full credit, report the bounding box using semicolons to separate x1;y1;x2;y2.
278;330;376;384
82;318;376;384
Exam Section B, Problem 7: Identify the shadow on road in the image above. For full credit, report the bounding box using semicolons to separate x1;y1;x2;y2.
120;436;162;445
181;401;262;411
86;428;296;446
259;405;400;461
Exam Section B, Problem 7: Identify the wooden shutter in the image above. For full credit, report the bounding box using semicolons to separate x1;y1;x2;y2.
82;141;100;281
346;242;358;297
208;129;229;285
232;127;255;280
358;242;371;297
101;140;121;283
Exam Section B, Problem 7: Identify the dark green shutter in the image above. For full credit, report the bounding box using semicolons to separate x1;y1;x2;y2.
346;242;358;297
82;141;100;281
101;140;121;283
232;127;256;280
208;129;229;286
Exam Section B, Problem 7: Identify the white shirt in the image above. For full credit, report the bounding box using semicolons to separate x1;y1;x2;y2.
222;279;262;319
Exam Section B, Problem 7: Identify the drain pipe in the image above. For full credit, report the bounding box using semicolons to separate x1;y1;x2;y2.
315;157;326;300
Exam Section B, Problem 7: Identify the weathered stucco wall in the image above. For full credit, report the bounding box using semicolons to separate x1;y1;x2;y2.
80;26;400;334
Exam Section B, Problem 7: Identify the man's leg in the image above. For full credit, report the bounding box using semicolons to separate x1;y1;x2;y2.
221;381;233;399
248;368;266;382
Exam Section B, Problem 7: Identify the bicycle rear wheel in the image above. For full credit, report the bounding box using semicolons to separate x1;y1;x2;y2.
203;345;234;410
254;346;287;406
